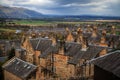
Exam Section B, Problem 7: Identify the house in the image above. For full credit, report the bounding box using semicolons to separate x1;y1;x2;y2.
68;44;107;79
2;57;37;80
37;37;81;79
15;48;26;61
20;26;120;79
0;40;21;57
22;37;52;64
22;37;53;79
90;50;120;80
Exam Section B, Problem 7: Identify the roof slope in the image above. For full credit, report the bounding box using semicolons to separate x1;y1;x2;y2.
40;45;59;58
29;38;40;50
2;57;37;79
36;38;52;52
29;38;52;51
64;42;81;57
68;45;105;65
91;50;120;78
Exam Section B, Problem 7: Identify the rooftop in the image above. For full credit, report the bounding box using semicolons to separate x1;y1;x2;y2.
90;50;120;78
2;57;37;79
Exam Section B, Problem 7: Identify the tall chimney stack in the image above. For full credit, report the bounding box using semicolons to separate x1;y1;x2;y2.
100;30;106;44
66;27;74;42
81;37;88;51
77;28;83;44
91;26;97;37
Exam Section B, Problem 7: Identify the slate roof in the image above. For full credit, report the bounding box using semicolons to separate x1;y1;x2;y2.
68;45;105;65
36;38;52;52
29;38;52;52
9;40;21;49
2;57;37;79
0;40;21;53
91;50;120;78
40;45;59;59
64;42;81;57
107;34;120;47
88;34;101;44
29;38;39;50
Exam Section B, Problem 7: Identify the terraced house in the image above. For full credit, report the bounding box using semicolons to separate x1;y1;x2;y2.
16;26;120;80
2;57;37;80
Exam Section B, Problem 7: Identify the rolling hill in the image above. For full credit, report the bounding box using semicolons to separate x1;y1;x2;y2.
0;5;43;19
0;5;120;20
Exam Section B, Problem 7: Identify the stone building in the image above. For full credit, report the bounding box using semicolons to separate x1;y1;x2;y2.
22;37;52;64
20;26;120;79
68;45;107;79
91;50;120;80
2;57;37;80
15;48;26;61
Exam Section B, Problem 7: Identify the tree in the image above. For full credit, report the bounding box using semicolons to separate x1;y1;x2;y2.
8;48;15;60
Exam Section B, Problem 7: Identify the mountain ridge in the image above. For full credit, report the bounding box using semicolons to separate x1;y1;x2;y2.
0;5;43;19
0;5;120;20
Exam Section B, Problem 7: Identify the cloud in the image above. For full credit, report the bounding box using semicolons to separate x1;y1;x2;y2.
0;0;120;16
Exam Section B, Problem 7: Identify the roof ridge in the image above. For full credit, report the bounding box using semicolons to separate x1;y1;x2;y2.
35;38;41;50
88;50;120;64
2;57;16;68
16;58;37;67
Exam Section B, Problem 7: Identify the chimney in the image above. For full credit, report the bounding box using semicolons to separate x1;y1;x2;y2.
21;34;25;44
91;26;97;37
100;29;106;44
66;27;74;42
77;28;82;35
76;28;83;44
86;25;92;33
111;26;116;35
81;37;88;51
59;40;65;55
51;36;56;46
66;27;69;33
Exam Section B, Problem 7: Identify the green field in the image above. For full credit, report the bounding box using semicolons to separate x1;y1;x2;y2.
13;20;102;26
14;20;54;26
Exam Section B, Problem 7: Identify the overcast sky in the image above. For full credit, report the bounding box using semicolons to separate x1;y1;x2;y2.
0;0;120;16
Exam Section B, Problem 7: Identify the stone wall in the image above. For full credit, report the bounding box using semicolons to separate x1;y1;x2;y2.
4;70;22;80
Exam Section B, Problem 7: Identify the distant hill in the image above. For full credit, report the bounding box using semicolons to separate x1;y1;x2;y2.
0;5;43;19
0;5;120;20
